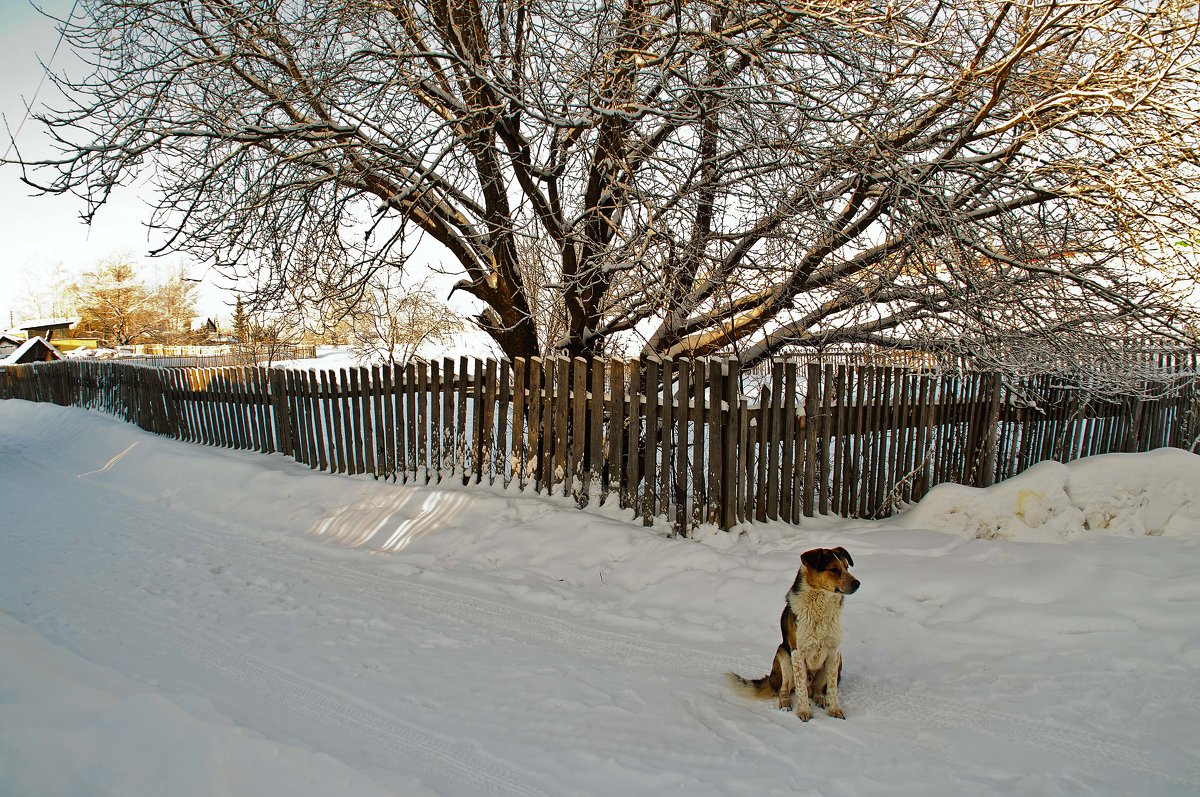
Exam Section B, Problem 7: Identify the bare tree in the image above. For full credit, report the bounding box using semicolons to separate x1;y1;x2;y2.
16;0;1200;369
348;274;462;367
72;259;159;345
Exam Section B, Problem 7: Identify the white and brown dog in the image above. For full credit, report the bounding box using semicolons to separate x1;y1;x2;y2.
729;547;860;720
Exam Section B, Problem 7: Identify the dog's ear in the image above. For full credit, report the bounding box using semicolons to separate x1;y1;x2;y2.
833;547;854;567
801;548;833;571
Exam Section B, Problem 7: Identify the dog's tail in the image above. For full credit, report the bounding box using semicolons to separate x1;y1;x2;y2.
726;671;776;700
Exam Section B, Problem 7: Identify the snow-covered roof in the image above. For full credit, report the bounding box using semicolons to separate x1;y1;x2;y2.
0;336;62;365
17;317;80;331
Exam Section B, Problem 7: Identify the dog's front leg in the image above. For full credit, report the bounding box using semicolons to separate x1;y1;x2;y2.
790;650;812;721
822;652;845;719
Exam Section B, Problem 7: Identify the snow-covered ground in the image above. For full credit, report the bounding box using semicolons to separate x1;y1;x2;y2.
1;398;1198;796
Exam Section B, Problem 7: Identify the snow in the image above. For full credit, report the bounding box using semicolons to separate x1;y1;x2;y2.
900;449;1200;542
2;398;1199;796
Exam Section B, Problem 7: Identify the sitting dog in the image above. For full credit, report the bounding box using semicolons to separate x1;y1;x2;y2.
728;547;860;720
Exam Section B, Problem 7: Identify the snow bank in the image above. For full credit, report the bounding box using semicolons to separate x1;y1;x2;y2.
898;448;1200;542
0;611;398;797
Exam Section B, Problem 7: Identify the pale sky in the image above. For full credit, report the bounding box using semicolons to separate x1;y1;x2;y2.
0;0;233;328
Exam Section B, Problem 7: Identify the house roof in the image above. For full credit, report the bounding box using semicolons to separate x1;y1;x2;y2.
17;317;80;331
0;336;62;365
0;333;23;346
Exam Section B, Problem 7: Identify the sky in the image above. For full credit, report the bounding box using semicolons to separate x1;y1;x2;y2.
0;0;233;328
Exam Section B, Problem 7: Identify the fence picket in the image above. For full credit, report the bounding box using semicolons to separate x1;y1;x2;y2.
642;358;659;523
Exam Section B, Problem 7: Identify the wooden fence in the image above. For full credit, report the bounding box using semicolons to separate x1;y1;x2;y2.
2;357;1197;534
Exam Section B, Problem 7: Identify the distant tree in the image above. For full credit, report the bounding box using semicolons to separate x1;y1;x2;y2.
72;260;158;346
238;302;307;366
71;259;198;346
17;0;1200;369
14;262;75;323
151;266;200;344
231;297;249;344
348;275;462;368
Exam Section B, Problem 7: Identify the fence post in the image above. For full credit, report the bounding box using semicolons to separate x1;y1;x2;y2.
270;368;292;458
803;363;820;517
979;372;1003;487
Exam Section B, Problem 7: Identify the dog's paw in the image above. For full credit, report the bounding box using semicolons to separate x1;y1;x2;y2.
797;707;812;721
827;706;845;720
778;696;793;711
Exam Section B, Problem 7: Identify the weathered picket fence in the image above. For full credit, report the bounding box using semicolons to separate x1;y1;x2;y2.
2;357;1197;533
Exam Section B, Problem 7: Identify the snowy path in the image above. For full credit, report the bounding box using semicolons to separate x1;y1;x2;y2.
2;400;1199;796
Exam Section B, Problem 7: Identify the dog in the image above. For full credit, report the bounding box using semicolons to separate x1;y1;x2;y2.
728;547;860;720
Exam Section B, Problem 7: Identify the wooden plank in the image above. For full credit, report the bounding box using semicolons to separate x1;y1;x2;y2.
528;357;544;492
208;368;226;448
408;361;421;482
428;360;441;483
563;358;584;503
442;358;456;476
876;366;895;511
658;358;674;524
277;369;294;458
589;358;605;504
362;367;379;478
342;368;360;474
474;358;488;485
737;396;750;526
398;363;412;479
167;369;189;443
541;358;556;494
706;361;723;526
482;359;497;486
511;358;528;490
641;358;660;523
241;366;258;450
754;383;770;523
626;360;642;513
323;371;344;473
496;359;511;487
216;364;234;441
415;360;428;483
240;367;258;451
302;369;320;467
552;358;568;495
674;360;691;535
607;358;624;506
883;367;901;507
309;370;328;470
686;359;703;527
765;362;783;521
818;364;835;516
835;367;851;514
381;364;396;481
780;361;797;521
370;365;385;478
802;363;819;518
721;361;739;531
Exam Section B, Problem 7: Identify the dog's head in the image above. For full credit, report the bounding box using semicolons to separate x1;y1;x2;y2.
800;547;860;595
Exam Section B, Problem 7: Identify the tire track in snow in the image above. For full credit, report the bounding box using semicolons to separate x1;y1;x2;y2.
147;500;1200;789
8;433;1196;790
25;552;554;797
0;492;555;797
856;679;1200;789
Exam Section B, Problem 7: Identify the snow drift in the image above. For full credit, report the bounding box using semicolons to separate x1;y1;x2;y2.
899;449;1200;542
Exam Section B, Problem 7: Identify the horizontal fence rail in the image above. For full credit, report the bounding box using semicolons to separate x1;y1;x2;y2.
2;357;1197;534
